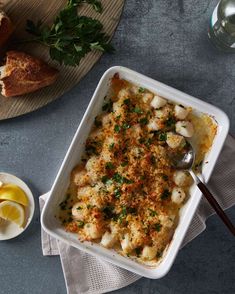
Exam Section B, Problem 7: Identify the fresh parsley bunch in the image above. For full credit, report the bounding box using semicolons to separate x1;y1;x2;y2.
26;0;114;66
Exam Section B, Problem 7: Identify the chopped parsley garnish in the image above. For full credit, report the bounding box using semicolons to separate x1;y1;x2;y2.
132;107;143;114
77;221;85;228
124;178;134;184
85;144;98;155
154;222;162;232
128;207;137;214
116;114;121;120
139;117;148;125
105;162;115;170
138;87;145;93
148;208;157;217
145;138;152;147
114;188;121;198
150;155;156;165
161;189;170;200
101;175;113;185
118;206;127;222
112;173;123;183
121;161;128;167
76;206;82;210
165;116;176;128
109;142;115;150
162;174;168;181
123;98;131;106
114;125;121;133
122;122;131;129
140;175;146;180
158;132;167;141
112;173;133;185
103;205;115;219
102;100;113;112
135;247;142;257
138;137;145;144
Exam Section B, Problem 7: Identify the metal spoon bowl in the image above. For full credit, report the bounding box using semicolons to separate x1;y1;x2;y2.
170;141;235;236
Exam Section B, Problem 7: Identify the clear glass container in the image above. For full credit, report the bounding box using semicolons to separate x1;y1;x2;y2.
208;0;235;52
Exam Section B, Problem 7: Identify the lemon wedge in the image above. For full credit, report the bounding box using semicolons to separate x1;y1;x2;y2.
0;200;25;227
0;184;28;206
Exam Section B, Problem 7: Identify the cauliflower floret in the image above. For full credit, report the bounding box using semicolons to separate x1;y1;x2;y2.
171;187;186;204
142;246;157;260
118;89;130;99
121;233;134;253
101;151;112;162
175;121;194;137
174;105;189;120
72;168;90;187
100;231;118;248
87;187;105;208
101;113;112;126
130;86;140;95
166;132;186;149
85;156;100;182
147;119;162;131
77;186;93;199
158;214;175;228
126;123;142;140
173;171;192;187
72;202;87;221
113;101;125;116
150;95;167;109
142;92;154;103
154;104;172;119
84;223;103;240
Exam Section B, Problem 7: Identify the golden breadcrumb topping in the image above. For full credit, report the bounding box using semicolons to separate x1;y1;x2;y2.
59;74;217;264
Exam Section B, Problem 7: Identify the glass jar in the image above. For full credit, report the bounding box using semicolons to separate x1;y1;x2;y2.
208;0;235;52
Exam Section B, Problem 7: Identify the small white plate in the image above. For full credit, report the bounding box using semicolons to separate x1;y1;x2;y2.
0;172;35;241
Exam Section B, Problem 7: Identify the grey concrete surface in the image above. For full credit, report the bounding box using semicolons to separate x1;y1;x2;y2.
0;0;235;293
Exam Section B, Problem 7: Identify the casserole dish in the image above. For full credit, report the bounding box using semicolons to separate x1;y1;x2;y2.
41;66;229;278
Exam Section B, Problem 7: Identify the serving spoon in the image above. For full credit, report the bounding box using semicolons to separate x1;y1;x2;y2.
171;142;235;236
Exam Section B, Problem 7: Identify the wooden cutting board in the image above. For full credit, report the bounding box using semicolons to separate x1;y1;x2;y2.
0;0;125;120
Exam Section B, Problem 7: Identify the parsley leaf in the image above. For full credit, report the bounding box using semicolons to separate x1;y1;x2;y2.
165;116;176;128
158;132;167;141
105;162;115;170
139;117;148;125
114;188;121;199
114;125;121;133
123;98;131;106
138;87;145;93
148;208;157;217
77;220;85;228
25;0;114;66
132;107;143;114
109;143;115;150
154;222;162;232
102;205;115;220
102;100;113;112
135;247;142;257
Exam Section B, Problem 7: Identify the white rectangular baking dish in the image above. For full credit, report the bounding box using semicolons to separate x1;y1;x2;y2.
41;66;229;279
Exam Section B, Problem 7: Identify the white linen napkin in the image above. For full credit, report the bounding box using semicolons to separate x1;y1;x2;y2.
39;134;235;294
